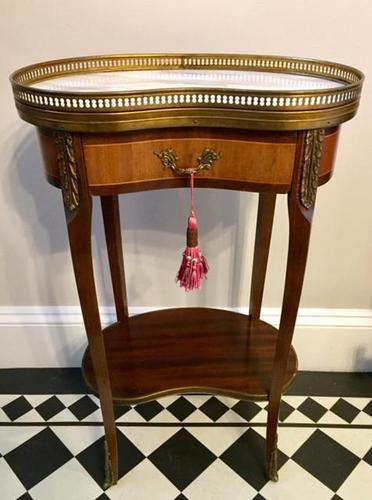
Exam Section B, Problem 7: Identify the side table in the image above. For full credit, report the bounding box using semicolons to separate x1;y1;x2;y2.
10;53;364;489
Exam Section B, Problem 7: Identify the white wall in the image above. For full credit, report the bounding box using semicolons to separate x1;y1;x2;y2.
0;1;371;369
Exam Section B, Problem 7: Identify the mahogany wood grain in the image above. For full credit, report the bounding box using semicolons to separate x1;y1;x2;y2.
37;126;338;193
249;193;276;319
101;195;128;322
64;135;118;487
265;130;316;480
83;128;297;193
82;308;298;404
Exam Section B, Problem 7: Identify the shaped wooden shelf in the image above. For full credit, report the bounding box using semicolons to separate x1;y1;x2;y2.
82;307;297;404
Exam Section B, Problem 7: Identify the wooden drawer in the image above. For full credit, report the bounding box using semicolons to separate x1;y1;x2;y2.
83;128;298;194
37;127;339;195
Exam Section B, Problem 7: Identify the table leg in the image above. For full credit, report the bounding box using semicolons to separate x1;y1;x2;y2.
59;133;118;489
249;192;276;319
266;130;323;480
101;195;128;322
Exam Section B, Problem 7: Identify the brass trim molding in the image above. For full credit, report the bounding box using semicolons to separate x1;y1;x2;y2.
154;147;222;175
54;131;80;211
300;129;325;209
10;53;364;132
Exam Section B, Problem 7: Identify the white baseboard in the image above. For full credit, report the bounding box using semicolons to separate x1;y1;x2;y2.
0;306;371;372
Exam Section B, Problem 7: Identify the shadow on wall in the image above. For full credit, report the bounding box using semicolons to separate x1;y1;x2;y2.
353;346;372;372
6;128;257;312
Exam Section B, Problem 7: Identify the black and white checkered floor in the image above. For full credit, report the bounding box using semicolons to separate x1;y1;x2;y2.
0;370;371;499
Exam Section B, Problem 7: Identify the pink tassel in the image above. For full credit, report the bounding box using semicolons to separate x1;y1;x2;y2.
176;172;209;291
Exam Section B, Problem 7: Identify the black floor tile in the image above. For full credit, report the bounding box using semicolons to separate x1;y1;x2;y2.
330;398;360;423
292;429;360;491
297;397;327;422
174;494;189;500
264;400;295;421
68;395;99;420
331;495;344;500
149;428;216;491
220;429;288;491
114;403;131;420
95;494;110;500
166;397;197;422
199;397;229;421
2;396;33;421
0;368;88;394
287;371;372;397
5;428;73;490
16;494;33;500
252;495;266;500
363;447;372;466
134;400;164;421
77;432;144;486
232;400;262;421
362;399;372;417
278;400;296;421
35;395;66;420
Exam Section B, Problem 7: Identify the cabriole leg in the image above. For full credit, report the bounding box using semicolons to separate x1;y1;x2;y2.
58;132;118;489
266;129;324;481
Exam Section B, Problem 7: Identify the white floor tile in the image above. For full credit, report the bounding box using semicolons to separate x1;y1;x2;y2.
0;426;43;455
48;408;77;422
337;461;372;500
51;426;105;455
184;458;257;500
314;396;340;409
187;427;247;456
317;412;349;425
217;409;249;424
260;459;333;500
183;409;212;423
25;394;53;406
0;395;20;406
321;428;372;458
119;426;179;456
284;411;315;424
282;396;307;408
29;458;102;500
16;409;44;422
274;427;316;457
343;397;371;410
149;409;179;423
106;459;179;500
0;408;10;422
0;458;27;499
57;394;88;406
352;412;372;425
82;409;103;422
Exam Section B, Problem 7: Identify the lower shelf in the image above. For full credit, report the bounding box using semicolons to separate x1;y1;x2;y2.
82;307;297;404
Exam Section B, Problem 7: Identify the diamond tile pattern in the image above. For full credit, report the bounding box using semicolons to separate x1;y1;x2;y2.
0;388;370;499
68;395;99;421
292;429;360;491
2;396;33;421
35;396;66;421
149;428;216;490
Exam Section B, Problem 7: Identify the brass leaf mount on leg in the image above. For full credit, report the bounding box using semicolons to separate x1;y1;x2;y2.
300;129;325;209
54;131;80;212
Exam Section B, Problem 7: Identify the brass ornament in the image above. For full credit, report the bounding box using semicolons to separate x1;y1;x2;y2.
10;53;363;133
267;433;279;481
300;129;325;209
54;131;80;211
154;148;222;175
103;440;116;490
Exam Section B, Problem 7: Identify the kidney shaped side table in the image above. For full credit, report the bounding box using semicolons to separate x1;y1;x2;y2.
10;53;364;489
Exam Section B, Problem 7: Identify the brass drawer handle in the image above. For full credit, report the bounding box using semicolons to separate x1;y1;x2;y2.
154;148;222;175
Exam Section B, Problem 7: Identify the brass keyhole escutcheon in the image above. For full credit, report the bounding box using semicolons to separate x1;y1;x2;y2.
154;148;222;175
